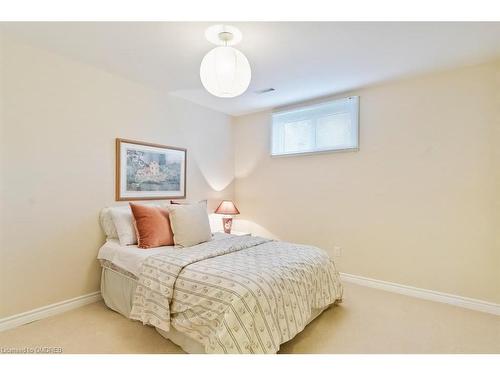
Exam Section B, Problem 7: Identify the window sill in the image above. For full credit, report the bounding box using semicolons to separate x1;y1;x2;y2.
270;147;359;158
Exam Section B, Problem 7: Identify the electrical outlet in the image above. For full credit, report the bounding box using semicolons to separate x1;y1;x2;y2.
333;246;343;257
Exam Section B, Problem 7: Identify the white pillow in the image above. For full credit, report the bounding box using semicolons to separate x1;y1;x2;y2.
110;206;137;246
168;202;212;247
99;207;119;239
105;203;159;245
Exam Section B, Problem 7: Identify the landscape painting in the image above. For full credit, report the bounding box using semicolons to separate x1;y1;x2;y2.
116;139;186;200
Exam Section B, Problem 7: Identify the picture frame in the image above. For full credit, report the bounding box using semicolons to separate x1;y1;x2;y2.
115;138;186;201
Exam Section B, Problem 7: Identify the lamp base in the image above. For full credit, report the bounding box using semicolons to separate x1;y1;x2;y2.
222;217;233;234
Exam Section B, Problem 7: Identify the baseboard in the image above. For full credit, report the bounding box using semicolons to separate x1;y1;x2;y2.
1;274;498;333
0;291;102;332
340;273;500;316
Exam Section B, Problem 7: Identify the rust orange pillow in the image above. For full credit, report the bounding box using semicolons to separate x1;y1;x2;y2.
130;203;174;249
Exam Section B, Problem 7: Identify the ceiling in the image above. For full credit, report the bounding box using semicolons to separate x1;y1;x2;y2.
2;22;500;116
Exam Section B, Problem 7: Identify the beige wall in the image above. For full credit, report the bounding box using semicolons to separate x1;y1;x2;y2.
1;32;498;319
233;62;500;303
0;35;235;318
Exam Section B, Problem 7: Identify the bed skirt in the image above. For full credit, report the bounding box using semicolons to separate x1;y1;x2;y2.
101;266;209;353
100;266;332;353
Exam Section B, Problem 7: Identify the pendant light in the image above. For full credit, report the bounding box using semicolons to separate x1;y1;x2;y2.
200;25;251;98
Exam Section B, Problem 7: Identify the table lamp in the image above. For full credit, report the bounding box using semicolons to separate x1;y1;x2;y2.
214;200;240;234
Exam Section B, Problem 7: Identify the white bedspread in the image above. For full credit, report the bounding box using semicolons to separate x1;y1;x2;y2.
129;235;343;354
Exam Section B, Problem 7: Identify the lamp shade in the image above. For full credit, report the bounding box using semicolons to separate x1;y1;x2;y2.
214;200;240;215
200;46;251;98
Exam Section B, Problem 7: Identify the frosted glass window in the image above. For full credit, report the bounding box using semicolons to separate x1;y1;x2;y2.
316;113;352;149
283;120;314;153
271;96;359;156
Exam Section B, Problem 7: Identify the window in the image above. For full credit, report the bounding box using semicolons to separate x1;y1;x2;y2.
271;96;359;156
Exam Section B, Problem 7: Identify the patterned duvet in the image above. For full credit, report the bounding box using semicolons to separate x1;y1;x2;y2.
130;235;343;353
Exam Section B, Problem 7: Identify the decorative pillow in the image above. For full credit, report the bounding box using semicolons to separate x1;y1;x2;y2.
130;203;174;248
168;202;212;247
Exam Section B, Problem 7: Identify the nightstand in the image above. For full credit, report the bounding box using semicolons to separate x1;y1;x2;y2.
230;231;251;236
215;231;251;237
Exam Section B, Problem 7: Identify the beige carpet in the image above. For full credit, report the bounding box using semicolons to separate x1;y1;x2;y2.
0;282;498;354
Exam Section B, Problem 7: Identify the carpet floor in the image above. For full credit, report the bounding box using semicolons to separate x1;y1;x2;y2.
0;282;498;354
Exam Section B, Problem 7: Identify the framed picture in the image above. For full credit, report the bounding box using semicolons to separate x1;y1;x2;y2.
116;138;186;201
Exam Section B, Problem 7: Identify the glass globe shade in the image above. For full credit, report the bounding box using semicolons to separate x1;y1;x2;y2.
200;46;251;98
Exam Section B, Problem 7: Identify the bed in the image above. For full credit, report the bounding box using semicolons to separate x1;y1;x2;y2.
98;232;343;354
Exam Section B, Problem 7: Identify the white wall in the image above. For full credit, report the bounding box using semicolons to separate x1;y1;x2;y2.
0;34;235;318
233;62;500;304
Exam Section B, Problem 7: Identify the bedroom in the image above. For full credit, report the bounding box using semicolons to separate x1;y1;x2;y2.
0;1;499;373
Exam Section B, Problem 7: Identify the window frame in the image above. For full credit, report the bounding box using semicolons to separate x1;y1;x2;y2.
270;96;360;157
